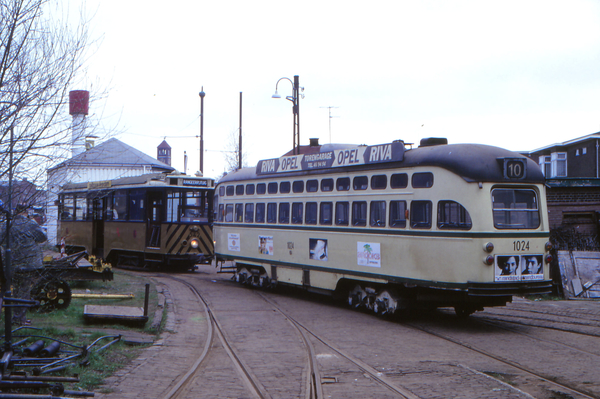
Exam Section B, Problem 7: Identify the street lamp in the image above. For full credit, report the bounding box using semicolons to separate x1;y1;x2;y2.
199;87;205;175
272;75;302;155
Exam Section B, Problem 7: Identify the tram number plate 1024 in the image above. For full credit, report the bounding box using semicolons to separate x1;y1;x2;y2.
513;240;530;251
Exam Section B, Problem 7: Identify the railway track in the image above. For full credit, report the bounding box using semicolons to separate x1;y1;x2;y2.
405;319;599;399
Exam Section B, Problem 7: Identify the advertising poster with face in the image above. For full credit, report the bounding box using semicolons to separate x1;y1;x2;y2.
309;238;328;261
258;236;273;255
521;254;544;280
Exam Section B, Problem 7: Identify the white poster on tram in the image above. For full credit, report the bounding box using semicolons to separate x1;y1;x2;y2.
357;242;381;267
227;233;240;252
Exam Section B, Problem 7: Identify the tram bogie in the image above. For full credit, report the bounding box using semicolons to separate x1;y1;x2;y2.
215;139;553;316
58;172;214;272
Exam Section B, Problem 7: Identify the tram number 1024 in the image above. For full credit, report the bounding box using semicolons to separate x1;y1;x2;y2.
513;240;530;251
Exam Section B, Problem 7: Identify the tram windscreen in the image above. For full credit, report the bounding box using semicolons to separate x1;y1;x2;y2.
491;188;540;229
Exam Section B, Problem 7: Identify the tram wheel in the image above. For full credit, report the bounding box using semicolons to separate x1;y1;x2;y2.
31;279;72;312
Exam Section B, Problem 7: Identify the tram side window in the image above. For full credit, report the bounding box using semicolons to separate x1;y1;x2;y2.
389;200;407;228
353;176;368;190
280;181;291;194
60;194;74;221
352;201;367;226
257;183;266;194
438;200;472;230
306;179;318;192
491;189;540;229
219;186;225;197
112;191;128;220
226;185;234;196
75;194;87;221
320;202;333;225
129;190;145;221
236;185;244;195
246;184;255;195
292;181;304;193
268;182;278;194
235;203;243;222
336;177;350;191
410;200;432;228
267;203;277;223
335;202;349;226
255;203;265;223
391;173;408;189
305;202;317;225
412;172;434;188
292;202;303;224
225;204;233;222
321;178;334;192
218;204;224;222
245;203;254;223
279;203;290;224
370;201;386;227
371;175;387;190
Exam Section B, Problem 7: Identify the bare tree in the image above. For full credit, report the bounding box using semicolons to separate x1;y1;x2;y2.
0;0;102;208
222;128;249;174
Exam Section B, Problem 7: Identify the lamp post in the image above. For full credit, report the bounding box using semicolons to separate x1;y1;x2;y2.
272;75;302;155
199;88;205;175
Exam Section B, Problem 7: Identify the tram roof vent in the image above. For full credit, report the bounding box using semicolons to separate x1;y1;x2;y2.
419;137;448;147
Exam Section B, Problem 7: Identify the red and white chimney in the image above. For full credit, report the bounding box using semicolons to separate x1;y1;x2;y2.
69;90;89;157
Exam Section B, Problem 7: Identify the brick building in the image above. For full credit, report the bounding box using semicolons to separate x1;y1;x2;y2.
526;132;600;248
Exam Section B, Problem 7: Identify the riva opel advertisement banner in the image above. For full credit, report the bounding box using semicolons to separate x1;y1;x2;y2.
256;141;405;175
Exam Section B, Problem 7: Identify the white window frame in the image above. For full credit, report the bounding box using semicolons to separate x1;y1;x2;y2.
551;152;567;177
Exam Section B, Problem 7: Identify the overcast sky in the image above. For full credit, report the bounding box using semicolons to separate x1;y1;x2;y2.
81;0;600;178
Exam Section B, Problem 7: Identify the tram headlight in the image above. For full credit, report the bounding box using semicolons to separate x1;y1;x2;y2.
484;255;495;266
483;242;494;253
190;238;200;249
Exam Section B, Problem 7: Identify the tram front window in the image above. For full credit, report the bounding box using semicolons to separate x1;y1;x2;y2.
492;188;540;229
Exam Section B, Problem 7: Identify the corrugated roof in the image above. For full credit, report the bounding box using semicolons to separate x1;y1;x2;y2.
49;138;175;172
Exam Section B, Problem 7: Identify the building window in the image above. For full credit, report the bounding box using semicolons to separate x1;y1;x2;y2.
539;156;551;177
551;152;567;177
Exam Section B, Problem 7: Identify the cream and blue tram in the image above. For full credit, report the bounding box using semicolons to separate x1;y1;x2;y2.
58;172;214;271
214;138;552;316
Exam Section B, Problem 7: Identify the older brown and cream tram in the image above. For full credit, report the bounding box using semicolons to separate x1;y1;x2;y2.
58;172;214;271
214;138;553;316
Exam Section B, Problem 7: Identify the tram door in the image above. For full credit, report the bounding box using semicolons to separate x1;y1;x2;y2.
92;198;106;258
147;192;162;248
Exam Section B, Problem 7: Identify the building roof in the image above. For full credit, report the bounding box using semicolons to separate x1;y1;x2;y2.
529;132;600;154
49;138;175;172
158;139;171;150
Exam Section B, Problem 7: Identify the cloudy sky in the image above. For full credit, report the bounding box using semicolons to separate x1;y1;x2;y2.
81;0;600;178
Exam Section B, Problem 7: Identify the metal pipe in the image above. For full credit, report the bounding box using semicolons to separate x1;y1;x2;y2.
71;294;134;299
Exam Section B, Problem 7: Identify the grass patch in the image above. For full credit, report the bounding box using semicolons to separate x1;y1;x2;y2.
1;270;161;393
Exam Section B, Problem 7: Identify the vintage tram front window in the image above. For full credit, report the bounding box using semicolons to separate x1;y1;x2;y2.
492;188;540;229
180;191;208;223
437;200;472;230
